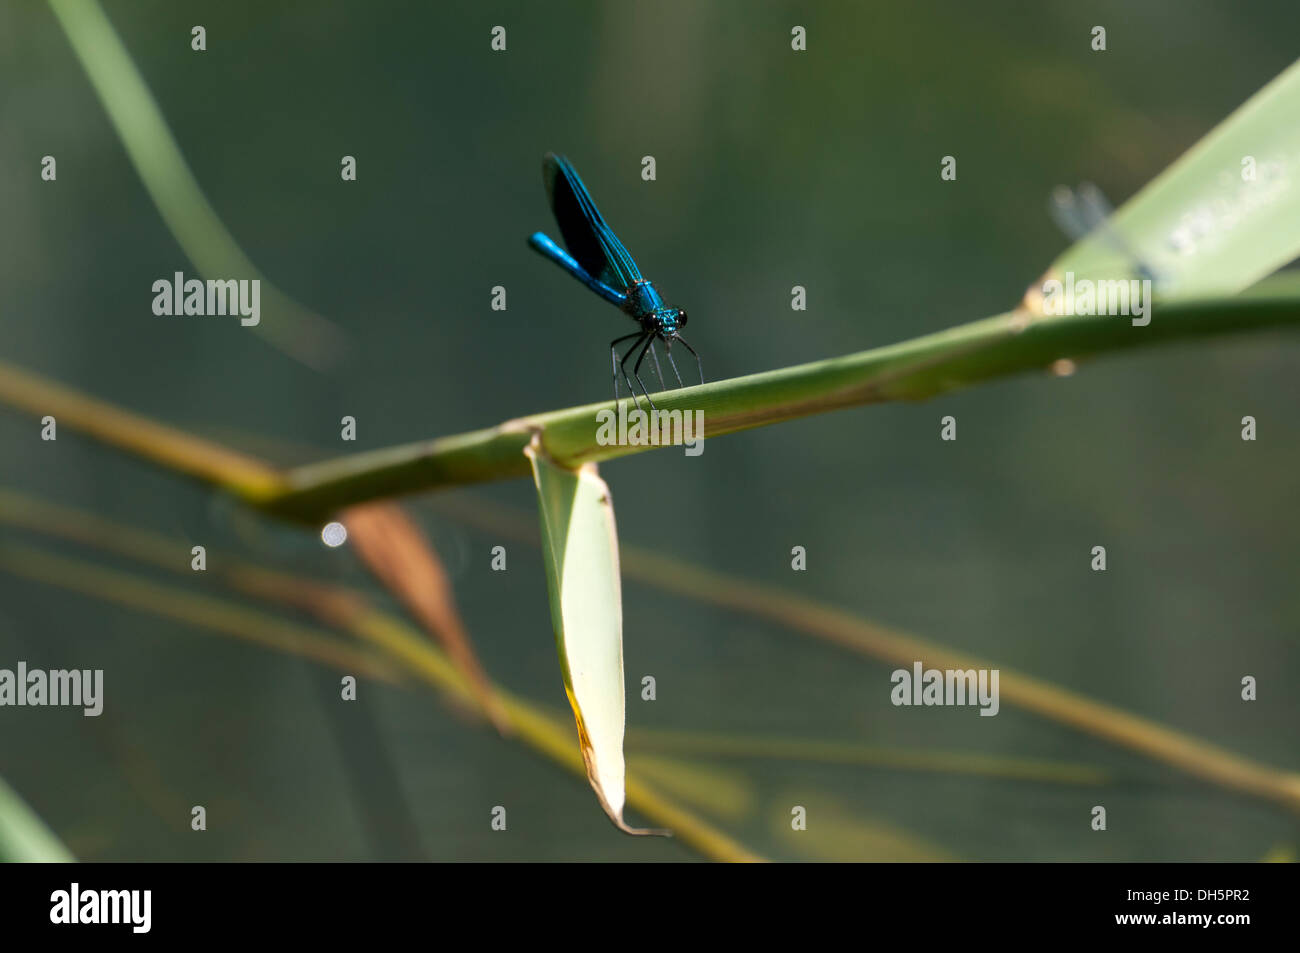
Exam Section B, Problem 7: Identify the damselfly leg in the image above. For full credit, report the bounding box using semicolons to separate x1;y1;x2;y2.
615;332;654;412
610;332;642;405
630;335;659;411
673;335;704;387
648;342;666;391
664;344;684;387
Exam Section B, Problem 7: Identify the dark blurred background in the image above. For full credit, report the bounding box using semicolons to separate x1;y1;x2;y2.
0;1;1297;860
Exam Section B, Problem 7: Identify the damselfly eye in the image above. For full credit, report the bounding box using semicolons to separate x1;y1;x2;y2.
676;309;688;327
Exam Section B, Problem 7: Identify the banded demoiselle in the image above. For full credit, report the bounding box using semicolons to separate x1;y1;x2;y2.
528;153;702;409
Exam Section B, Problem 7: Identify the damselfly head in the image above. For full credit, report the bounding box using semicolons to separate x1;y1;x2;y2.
654;307;687;338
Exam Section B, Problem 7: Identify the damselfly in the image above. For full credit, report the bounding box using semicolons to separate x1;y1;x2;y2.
528;153;701;409
1049;182;1159;285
